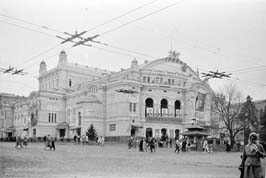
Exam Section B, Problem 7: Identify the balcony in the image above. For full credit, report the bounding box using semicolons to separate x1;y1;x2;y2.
145;114;182;124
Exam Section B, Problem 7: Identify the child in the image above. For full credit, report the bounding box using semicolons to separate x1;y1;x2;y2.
208;144;213;154
22;136;28;148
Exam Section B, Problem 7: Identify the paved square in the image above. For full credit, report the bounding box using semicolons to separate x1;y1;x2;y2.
1;142;242;178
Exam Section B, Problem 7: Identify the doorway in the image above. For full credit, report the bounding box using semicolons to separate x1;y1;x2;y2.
146;128;153;138
161;128;167;141
59;129;65;137
175;129;180;140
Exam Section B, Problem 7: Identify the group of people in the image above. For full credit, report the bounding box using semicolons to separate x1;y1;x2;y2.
128;136;156;152
44;134;55;151
96;136;105;147
15;134;28;149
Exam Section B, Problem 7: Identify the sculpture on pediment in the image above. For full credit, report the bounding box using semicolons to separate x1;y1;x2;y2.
182;63;187;72
167;50;180;63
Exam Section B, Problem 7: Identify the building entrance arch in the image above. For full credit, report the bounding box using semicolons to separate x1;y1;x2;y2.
146;128;153;138
175;129;180;140
131;128;135;137
161;128;167;141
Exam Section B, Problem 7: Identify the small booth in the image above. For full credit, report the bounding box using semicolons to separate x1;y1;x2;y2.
180;124;209;151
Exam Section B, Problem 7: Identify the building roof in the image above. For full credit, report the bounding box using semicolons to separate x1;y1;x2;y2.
180;130;209;136
56;122;69;129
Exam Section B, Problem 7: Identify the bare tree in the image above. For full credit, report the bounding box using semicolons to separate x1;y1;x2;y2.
213;83;244;148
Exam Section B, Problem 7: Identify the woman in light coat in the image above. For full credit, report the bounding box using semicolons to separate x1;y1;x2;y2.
240;133;266;178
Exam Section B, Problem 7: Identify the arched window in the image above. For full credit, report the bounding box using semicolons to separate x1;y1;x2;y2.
145;98;154;117
175;100;181;117
160;99;168;117
69;79;72;87
78;112;81;126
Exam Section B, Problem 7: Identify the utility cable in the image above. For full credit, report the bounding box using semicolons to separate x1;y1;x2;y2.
100;0;185;36
0;13;65;34
86;0;159;33
0;19;55;37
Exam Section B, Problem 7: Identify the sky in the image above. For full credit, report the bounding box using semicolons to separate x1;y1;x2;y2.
0;0;265;101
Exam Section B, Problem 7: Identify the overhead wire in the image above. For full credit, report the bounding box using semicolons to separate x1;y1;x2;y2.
0;12;65;34
99;0;185;36
0;19;56;38
86;0;159;33
225;65;266;74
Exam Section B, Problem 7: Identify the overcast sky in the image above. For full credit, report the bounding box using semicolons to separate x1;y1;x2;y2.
0;0;265;101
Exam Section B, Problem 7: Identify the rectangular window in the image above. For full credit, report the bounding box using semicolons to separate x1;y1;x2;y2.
133;103;136;112
160;78;163;84
156;77;159;83
110;124;116;131
54;113;57;123
147;77;150;83
170;130;174;138
143;76;146;83
48;113;51;122
129;103;132;112
168;79;171;84
155;129;160;137
33;129;36;136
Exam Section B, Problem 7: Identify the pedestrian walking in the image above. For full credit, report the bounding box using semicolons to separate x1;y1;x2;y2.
139;138;144;152
237;140;241;152
174;139;181;153
149;138;155;152
239;132;266;178
74;135;77;143
181;138;187;152
226;141;231;152
128;136;133;149
22;135;28;148
44;135;51;150
101;136;105;147
97;136;102;146
77;135;81;144
85;135;89;145
82;135;86;145
50;137;55;151
203;139;208;152
15;134;23;149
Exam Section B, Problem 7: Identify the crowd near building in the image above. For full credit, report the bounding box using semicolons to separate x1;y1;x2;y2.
1;50;263;143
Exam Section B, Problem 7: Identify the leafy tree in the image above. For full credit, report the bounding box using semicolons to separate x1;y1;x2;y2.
238;96;258;144
259;106;266;145
213;83;244;148
86;124;97;141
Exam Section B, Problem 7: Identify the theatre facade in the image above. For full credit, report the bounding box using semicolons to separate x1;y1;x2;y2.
11;50;213;141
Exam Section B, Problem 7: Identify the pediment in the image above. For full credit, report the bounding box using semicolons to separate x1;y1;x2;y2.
141;57;200;80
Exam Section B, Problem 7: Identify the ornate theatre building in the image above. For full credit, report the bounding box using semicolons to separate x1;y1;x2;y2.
12;50;213;141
